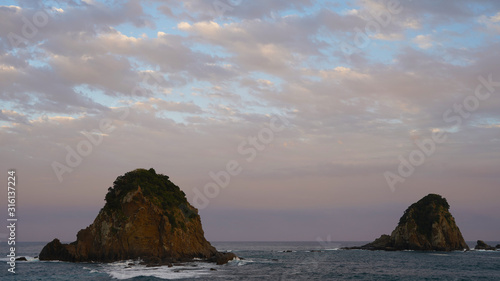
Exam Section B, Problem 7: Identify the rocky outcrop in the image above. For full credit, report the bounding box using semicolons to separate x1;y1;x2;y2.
39;238;75;261
345;194;469;251
390;194;469;251
474;240;496;251
39;168;236;264
357;235;396;251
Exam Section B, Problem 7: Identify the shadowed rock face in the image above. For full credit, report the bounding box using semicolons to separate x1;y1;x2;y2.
346;194;469;251
475;240;497;251
390;194;469;251
39;168;235;264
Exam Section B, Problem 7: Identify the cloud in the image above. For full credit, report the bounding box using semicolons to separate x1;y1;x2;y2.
135;98;204;114
0;110;30;125
479;12;500;33
412;34;433;49
158;0;315;21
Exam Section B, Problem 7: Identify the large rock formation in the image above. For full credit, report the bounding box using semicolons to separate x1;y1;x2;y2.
347;194;469;251
39;168;235;264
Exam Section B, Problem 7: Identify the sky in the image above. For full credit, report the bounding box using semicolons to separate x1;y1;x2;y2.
0;0;499;243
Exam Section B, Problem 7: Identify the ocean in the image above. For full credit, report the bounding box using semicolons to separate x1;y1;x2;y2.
1;241;499;280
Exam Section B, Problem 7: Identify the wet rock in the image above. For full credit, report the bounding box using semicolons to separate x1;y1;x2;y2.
211;252;237;265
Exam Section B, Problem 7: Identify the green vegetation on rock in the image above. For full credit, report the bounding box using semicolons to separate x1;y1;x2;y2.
103;168;197;228
105;169;185;208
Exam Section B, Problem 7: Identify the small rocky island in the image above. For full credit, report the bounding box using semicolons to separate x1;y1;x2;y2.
474;240;498;251
346;194;469;251
39;168;236;265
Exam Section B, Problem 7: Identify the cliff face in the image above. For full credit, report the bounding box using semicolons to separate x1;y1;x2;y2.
357;194;469;251
39;168;234;264
390;194;469;251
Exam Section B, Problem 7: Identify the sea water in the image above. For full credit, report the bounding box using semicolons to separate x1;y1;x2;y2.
1;241;499;280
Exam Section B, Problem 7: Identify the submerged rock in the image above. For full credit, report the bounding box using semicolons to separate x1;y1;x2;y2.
39;168;236;264
345;194;469;251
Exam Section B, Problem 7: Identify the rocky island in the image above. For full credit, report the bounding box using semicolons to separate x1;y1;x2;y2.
474;240;498;251
346;194;469;251
39;168;236;265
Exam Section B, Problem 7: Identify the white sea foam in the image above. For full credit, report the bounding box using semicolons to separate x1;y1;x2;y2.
473;249;499;252
234;259;252;266
0;256;39;262
99;261;216;280
82;266;99;274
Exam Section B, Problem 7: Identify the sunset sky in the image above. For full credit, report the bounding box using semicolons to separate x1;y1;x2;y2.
1;0;499;242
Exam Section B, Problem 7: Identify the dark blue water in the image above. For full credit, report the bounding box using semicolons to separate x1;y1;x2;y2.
1;241;499;280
